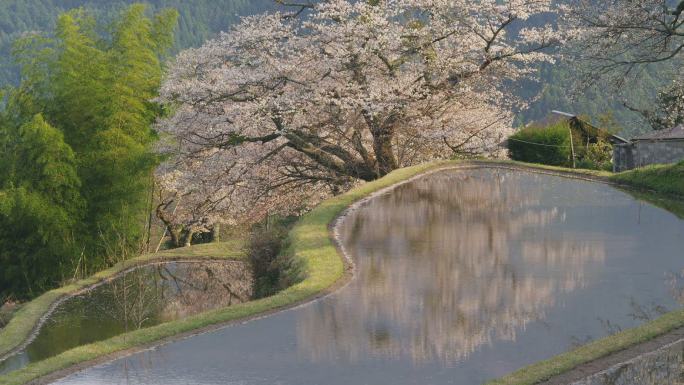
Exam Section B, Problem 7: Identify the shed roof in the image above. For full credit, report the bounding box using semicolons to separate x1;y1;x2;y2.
551;110;575;118
632;125;684;141
528;110;626;144
528;110;578;128
609;134;630;144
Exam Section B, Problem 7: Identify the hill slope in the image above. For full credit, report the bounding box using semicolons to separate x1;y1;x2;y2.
0;0;276;85
0;1;673;135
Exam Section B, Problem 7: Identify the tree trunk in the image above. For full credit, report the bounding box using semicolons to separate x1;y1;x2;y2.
181;229;194;247
211;223;220;243
283;132;378;181
169;227;182;248
372;126;398;176
362;110;399;177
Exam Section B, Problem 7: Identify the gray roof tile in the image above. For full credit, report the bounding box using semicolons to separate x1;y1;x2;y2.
633;125;684;140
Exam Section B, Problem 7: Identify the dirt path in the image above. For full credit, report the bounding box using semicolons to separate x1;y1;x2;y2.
539;327;684;384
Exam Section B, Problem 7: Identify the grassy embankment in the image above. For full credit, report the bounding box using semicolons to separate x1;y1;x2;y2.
1;159;683;385
611;161;684;197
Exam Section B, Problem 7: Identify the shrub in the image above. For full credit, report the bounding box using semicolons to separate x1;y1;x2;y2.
0;300;18;329
246;218;305;299
580;140;613;171
508;123;572;166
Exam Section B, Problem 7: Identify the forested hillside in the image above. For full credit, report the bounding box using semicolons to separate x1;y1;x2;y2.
0;0;275;85
0;1;671;135
515;60;679;136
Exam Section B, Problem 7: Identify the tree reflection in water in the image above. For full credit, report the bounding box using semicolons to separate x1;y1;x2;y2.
102;261;253;330
298;169;606;364
45;169;684;385
0;261;252;375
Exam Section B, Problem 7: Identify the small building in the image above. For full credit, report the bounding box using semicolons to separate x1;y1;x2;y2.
613;125;684;172
533;110;624;145
507;110;625;169
539;111;611;144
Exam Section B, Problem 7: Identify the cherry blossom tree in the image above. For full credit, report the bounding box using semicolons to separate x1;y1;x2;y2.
653;74;684;129
154;141;331;246
155;0;564;233
622;73;684;130
568;1;684;130
570;0;684;76
154;152;243;247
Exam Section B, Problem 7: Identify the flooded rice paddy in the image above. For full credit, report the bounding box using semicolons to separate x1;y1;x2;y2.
15;168;684;385
0;260;252;375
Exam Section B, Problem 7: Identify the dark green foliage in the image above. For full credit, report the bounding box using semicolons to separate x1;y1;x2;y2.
0;5;178;300
509;117;616;170
246;218;304;299
577;140;613;171
508;123;572;166
0;0;275;86
0;114;83;297
515;60;676;136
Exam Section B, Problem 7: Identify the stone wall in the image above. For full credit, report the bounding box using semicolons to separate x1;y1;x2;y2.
613;140;684;172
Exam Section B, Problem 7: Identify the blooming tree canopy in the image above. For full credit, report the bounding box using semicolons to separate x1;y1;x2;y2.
570;0;684;75
653;75;684;129
621;73;684;130
156;0;563;229
568;0;684;130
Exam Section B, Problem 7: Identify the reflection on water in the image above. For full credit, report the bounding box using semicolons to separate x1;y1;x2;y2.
573;340;684;385
51;169;684;385
0;261;252;375
298;170;606;364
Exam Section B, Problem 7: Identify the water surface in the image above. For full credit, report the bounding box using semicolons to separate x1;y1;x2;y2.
0;260;251;375
50;169;684;385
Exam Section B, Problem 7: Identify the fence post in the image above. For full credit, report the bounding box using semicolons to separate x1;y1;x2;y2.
568;126;576;168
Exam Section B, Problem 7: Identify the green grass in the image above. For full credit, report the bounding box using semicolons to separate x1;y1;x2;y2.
0;305;16;328
155;239;245;258
1;159;682;385
611;161;684;198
